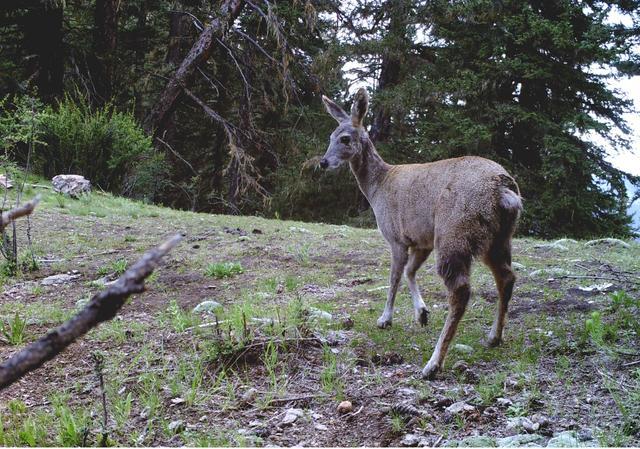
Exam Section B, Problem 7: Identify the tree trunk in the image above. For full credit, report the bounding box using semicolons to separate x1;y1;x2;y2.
91;0;118;105
20;2;64;103
144;0;244;136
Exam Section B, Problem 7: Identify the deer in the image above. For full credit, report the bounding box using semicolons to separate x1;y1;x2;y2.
319;88;522;379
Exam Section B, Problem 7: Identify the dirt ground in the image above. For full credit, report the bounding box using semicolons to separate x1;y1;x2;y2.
0;189;639;447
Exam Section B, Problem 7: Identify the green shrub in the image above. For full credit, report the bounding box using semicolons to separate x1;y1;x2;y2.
38;94;168;200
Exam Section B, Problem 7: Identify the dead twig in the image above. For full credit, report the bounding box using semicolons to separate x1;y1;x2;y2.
0;234;182;390
622;360;640;367
0;195;40;233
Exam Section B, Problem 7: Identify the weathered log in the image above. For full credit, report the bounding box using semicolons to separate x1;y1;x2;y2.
0;234;183;390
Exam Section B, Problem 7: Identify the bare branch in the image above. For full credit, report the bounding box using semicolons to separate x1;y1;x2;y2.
0;195;40;233
0;234;183;390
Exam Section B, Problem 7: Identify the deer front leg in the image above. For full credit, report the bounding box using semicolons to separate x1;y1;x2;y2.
377;244;408;329
405;247;431;326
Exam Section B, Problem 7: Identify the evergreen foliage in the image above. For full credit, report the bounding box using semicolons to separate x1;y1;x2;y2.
0;0;638;237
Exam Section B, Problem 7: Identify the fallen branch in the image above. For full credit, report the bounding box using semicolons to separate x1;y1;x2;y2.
0;195;40;233
0;234;182;390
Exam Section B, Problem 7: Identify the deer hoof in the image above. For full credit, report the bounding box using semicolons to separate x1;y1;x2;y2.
415;307;429;327
421;363;440;380
377;316;392;329
485;335;503;348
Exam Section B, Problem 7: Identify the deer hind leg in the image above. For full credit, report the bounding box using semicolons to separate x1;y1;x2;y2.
405;247;431;326
377;243;408;329
484;240;516;347
422;251;471;380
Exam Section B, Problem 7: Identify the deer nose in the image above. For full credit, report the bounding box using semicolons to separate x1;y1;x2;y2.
319;158;329;169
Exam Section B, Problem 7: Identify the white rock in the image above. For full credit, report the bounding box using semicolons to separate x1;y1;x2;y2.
41;273;81;285
577;283;613;293
511;262;526;271
314;423;328;431
52;174;91;197
308;308;333;321
192;300;222;313
534;242;568;251
453;343;474;354
529;268;570;278
168;420;184;433
584;238;630;248
496;397;513;407
445;401;475;414
281;408;304;425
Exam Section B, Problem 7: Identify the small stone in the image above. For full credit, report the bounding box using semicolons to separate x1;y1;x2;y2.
170;397;186;406
241;387;258;404
308;308;333;321
546;431;579;447
281;408;304;425
192;300;222;314
496;397;513;407
445;435;497;447
314;423;328;431
397;388;418;397
577;429;594;442
400;433;429;447
511;262;525;271
238;236;251;242
41;273;81;286
453;344;474;354
534;242;568;251
483;407;498;417
496;434;544;447
75;297;90;309
445;401;475;415
522;418;537;433
168;420;185;434
337;400;353;414
584;238;630;248
452;360;470;372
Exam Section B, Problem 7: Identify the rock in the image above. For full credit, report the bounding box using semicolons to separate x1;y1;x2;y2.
400;433;430;447
240;387;258;404
308;307;333;321
445;401;475;415
496;397;513;407
496;434;544;447
454;343;474;354
337;400;353;414
41;273;81;285
452;360;478;382
281;408;304;425
584;238;630;249
314;423;328;431
506;417;539;434
554;238;578;245
192;300;222;314
529;268;570;278
511;262;525;271
75;297;90;309
576;429;594;442
397;387;418;398
168;420;185;434
445;435;497;447
522;418;539;433
534;242;568;251
52;174;91;197
576;283;613;293
238;236;251;242
546;430;598;447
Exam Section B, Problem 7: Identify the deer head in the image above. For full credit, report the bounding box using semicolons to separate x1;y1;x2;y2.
319;88;369;169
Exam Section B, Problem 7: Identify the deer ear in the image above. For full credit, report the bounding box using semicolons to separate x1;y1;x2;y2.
322;95;349;123
351;88;369;127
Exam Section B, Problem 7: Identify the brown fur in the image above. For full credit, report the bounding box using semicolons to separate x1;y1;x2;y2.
320;89;522;379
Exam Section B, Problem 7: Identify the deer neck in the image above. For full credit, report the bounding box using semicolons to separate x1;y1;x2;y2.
349;136;390;202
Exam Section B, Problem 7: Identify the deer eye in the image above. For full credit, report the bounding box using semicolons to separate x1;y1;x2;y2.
340;135;351;145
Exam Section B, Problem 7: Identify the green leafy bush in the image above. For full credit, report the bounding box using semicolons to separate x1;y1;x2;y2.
37;94;167;200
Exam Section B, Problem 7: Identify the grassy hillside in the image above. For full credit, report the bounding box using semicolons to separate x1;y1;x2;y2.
0;184;639;447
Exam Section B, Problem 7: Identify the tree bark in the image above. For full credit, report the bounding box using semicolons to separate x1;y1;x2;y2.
20;2;64;103
91;0;118;105
144;0;244;136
